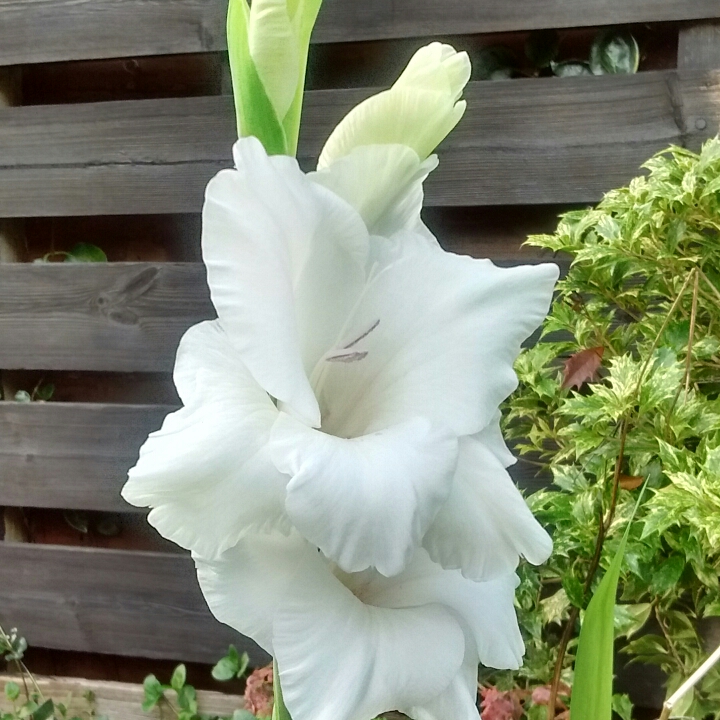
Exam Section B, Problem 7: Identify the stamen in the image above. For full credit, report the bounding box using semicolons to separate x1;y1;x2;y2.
343;319;380;350
326;351;369;364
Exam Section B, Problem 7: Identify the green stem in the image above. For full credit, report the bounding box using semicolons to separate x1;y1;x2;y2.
272;662;292;720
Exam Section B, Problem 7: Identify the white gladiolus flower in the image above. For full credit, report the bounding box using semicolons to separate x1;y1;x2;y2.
195;530;526;720
122;135;558;580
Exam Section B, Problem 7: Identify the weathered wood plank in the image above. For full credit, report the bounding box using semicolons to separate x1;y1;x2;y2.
679;22;720;69
0;675;246;720
0;401;544;511
0;263;213;371
0;71;715;215
0;0;719;65
0;402;171;512
0;543;267;665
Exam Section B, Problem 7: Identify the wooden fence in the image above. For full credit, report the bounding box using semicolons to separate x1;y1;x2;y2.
0;0;719;708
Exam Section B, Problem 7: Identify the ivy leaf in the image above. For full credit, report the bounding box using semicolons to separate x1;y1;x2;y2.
13;391;32;403
4;682;20;702
562;347;605;389
650;556;685;594
551;60;592;77
589;31;640;75
64;243;108;263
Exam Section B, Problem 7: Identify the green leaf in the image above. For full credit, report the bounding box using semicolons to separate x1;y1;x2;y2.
211;656;239;682
63;510;90;535
34;384;55;402
613;603;652;639
589;31;639;75
64;243;107;263
226;0;289;154
571;486;646;720
31;700;54;720
14;391;31;403
612;693;633;720
525;29;560;68
650;555;685;594
170;664;187;693
551;60;592;77
236;651;250;679
232;711;257;720
272;663;291;720
142;674;164;711
4;682;20;702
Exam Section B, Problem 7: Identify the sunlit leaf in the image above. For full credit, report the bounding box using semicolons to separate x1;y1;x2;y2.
590;31;640;75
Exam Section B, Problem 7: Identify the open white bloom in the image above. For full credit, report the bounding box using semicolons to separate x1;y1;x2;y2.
196;530;526;720
122;134;558;580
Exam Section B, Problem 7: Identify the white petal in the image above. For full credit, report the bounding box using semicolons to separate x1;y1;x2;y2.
310;145;438;237
319;43;471;166
423;430;553;581
122;321;287;558
314;237;559;439
195;531;310;654
404;652;480;720
364;551;526;670
274;543;466;720
270;412;458;576
203;137;368;426
248;0;300;121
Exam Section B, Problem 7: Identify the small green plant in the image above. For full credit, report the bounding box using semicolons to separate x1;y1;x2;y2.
142;661;254;720
212;646;250;682
493;137;720;718
1;625;103;720
476;28;639;81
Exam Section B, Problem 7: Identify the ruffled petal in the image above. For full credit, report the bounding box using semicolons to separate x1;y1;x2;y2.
362;550;525;670
423;429;553;581
404;652;480;720
195;531;310;654
319;43;471;166
122;321;287;558
273;540;466;720
196;531;467;720
310;145;438;237
314;236;559;438
203;137;368;426
270;412;458;576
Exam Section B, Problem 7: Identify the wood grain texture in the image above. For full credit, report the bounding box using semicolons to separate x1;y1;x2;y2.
0;263;213;371
0;675;246;720
0;0;719;65
0;401;544;511
0;402;171;512
0;543;267;664
0;71;716;216
679;22;720;69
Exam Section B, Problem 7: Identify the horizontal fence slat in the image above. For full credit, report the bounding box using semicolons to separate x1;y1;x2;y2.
0;70;716;215
0;542;267;664
0;402;544;511
0;263;213;371
0;675;247;720
0;0;719;65
0;402;171;512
